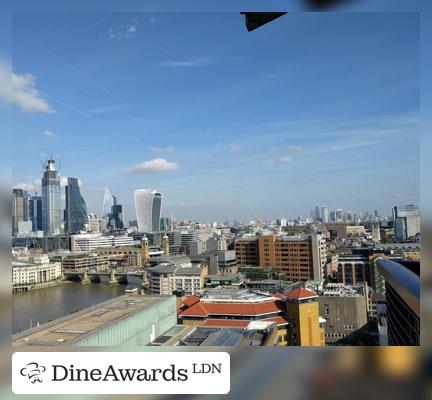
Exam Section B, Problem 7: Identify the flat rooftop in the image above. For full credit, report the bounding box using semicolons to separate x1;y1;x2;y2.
13;294;169;347
151;324;274;346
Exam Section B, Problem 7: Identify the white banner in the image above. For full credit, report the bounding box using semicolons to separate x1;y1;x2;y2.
12;352;230;394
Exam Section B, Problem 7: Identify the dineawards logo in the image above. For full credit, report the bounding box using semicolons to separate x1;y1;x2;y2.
20;362;47;384
12;352;230;395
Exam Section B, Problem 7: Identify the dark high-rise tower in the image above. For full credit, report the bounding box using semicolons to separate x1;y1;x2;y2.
64;177;87;233
107;204;124;230
12;188;29;235
42;159;62;234
29;195;42;232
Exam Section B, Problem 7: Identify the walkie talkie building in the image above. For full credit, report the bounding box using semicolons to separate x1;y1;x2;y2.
134;189;163;233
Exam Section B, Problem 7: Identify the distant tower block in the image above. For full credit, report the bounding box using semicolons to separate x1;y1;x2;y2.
141;235;149;263
163;234;170;256
372;222;381;243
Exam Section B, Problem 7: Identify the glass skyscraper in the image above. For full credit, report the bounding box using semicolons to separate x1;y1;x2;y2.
65;177;88;233
134;188;163;232
29;195;42;232
102;187;115;220
107;204;124;230
41;159;62;235
12;188;29;235
393;205;420;242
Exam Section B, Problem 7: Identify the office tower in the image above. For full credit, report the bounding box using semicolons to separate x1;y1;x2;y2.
160;217;172;231
310;209;315;220
41;159;62;235
329;210;337;222
64;177;87;233
108;204;124;230
278;218;287;227
314;206;321;222
235;233;327;282
285;289;325;346
101;187;115;221
372;222;381;243
374;210;379;219
29;195;42;232
134;188;163;232
376;258;419;345
336;208;343;221
353;213;359;225
86;214;102;233
234;237;260;266
12;188;29;235
337;253;372;286
321;206;329;224
393;205;420;241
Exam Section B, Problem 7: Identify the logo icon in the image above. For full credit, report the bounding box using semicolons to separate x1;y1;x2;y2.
20;362;46;384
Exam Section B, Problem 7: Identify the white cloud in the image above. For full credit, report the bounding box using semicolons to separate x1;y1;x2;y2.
108;19;139;40
60;176;83;187
225;144;243;153
14;180;41;192
12;72;54;113
160;57;214;67
43;130;55;138
147;146;175;153
0;61;54;113
125;158;179;173
60;176;68;187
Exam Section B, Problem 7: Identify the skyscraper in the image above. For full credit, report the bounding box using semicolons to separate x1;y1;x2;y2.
329;210;337;222
134;189;163;232
376;258;419;345
41;159;62;235
107;204;124;230
393;205;420;241
321;206;329;224
64;177;87;233
160;217;172;231
12;188;29;235
101;187;115;221
29;195;42;232
314;206;321;222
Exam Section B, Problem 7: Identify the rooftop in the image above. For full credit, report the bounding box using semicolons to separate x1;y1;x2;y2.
286;288;318;300
13;294;170;347
174;325;276;346
178;299;285;318
199;288;278;303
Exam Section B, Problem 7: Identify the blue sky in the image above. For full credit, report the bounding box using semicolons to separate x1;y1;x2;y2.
10;12;419;222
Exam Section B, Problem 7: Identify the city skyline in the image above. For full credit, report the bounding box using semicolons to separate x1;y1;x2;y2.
13;160;411;227
11;12;419;221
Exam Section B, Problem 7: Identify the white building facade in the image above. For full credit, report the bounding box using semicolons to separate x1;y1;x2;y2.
134;189;163;232
12;255;62;292
70;233;134;252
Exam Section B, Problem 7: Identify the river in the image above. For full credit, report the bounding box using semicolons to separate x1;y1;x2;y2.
12;277;143;335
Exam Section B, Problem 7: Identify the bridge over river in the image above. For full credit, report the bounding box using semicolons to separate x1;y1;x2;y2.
62;270;148;286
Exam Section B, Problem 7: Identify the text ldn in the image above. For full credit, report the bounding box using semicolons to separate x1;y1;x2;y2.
52;364;188;382
192;363;222;374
